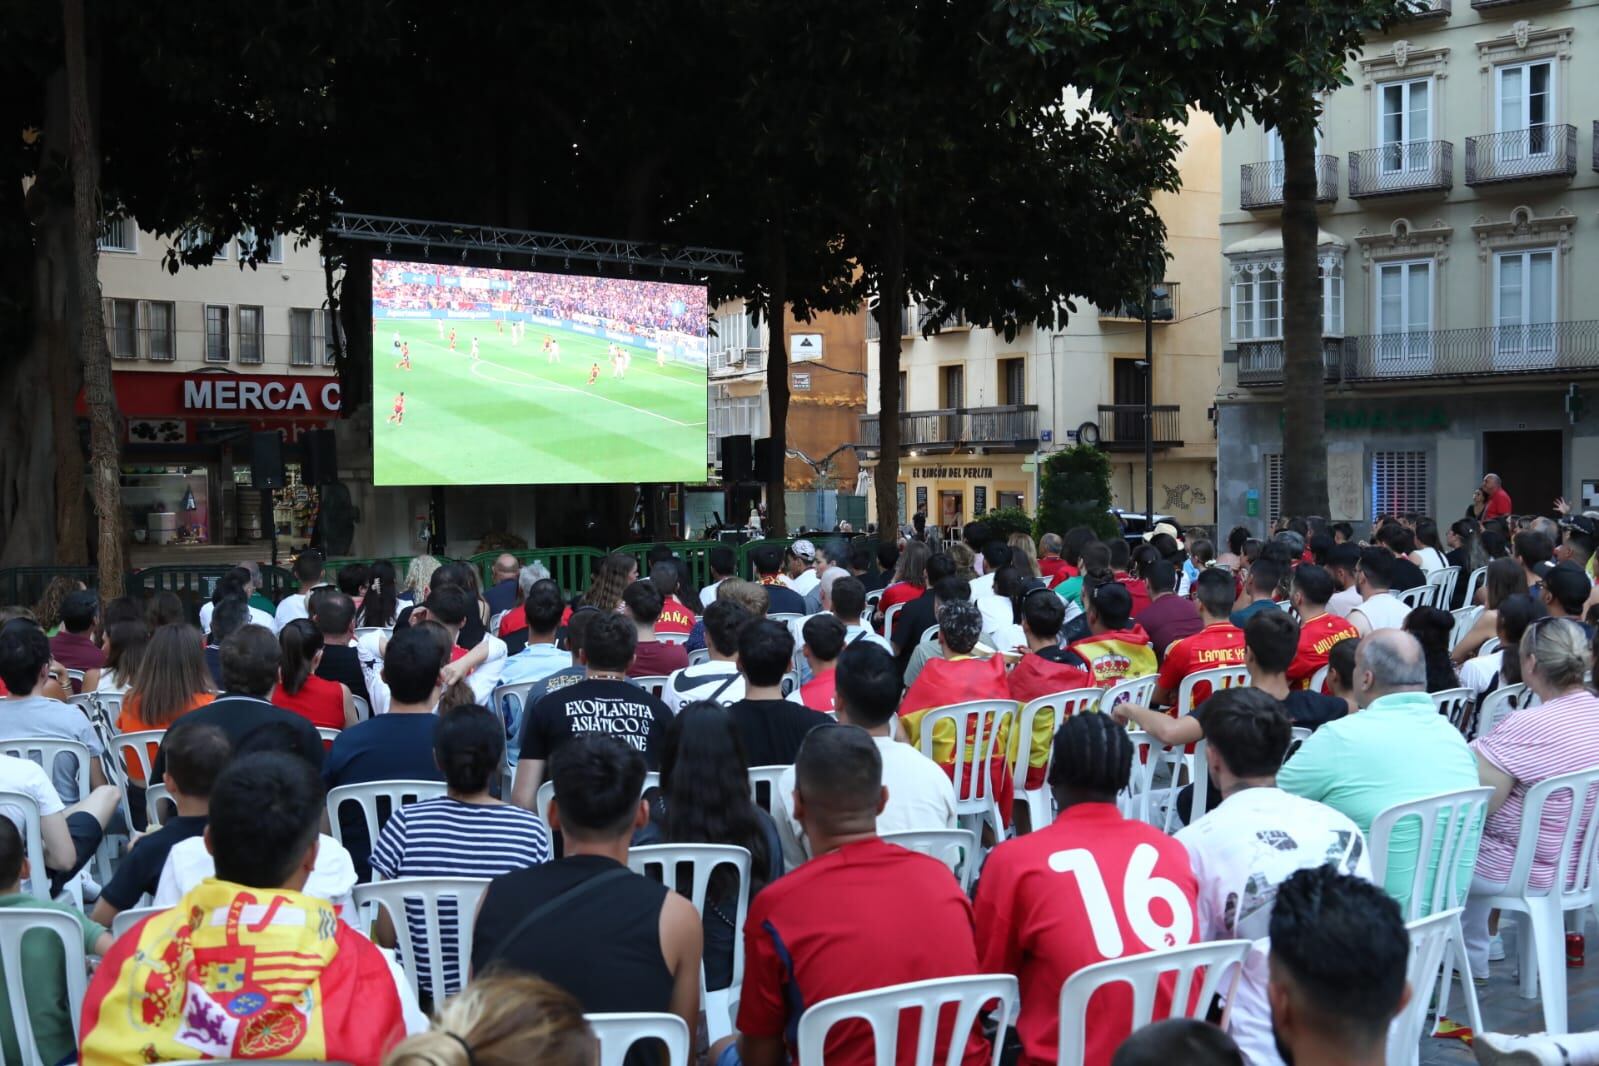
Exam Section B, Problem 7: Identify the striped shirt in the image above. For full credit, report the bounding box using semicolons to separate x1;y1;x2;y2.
369;797;552;996
1472;689;1599;889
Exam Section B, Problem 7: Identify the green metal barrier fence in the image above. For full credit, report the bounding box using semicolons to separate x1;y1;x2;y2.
0;567;100;610
613;541;722;589
465;548;606;599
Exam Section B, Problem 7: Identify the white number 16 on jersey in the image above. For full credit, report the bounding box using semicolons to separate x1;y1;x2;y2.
1048;842;1195;958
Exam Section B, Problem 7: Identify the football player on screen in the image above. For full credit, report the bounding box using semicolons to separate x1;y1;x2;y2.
387;392;406;425
471;336;480;361
396;342;411;370
587;363;600;386
448;327;457;351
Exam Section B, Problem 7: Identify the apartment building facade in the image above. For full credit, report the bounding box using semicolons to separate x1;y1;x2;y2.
1217;1;1599;532
857;113;1223;533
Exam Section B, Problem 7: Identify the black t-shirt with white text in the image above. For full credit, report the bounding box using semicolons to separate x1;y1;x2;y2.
522;678;671;766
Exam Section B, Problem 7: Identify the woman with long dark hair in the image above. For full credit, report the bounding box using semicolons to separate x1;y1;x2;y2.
638;700;782;991
360;560;401;628
1460;594;1541;697
580;552;638;613
1445;519;1488;610
876;540;932;625
1413;518;1448;575
94;620;150;694
119;624;215;732
982;566;1028;653
1402;606;1458;693
1452;557;1527;666
271;619;357;729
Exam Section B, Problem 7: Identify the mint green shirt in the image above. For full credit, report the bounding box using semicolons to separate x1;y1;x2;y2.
1277;690;1481;917
0;894;104;1066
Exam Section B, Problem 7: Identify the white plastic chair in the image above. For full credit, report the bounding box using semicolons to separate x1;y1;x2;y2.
628;844;752;1043
1175;665;1251;718
325;779;446;853
1307;664;1330;694
780;670;800;697
490;680;539;745
796;973;1017;1066
1478;765;1599;1033
1464;566;1489;608
747;765;789;818
1427;566;1461;612
915;700;1017;843
631;675;671;700
1012;689;1101;831
111;904;168;940
109;728;163;793
864;588;885;611
1430;687;1474;735
586;1012;693;1066
1097;674;1155;716
1475;682;1528;739
882;828;980;892
145;781;174;828
65;669;85;687
0;737;94;802
354;625;389;642
0;907;90;1066
353;876;490;1000
1387;908;1463;1066
1117;731;1163;825
1056;940;1251;1066
918;624;941;648
687;647;711;667
882;602;906;645
351;694;372;721
1369;786;1493;1038
1449;606;1482;652
0;792;48;899
656;631;690;646
538;771;660;829
1396;584;1436;610
769;612;805;625
1480;636;1502;656
317;726;341;746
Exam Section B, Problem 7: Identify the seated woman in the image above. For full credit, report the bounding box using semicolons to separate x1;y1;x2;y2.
1464;617;1599;980
271;619;357;729
370;704;552;1003
635;700;783;992
118;623;216;783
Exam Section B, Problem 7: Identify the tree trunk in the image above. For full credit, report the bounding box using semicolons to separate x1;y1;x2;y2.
63;0;123;596
1279;114;1329;518
764;220;789;537
873;222;905;544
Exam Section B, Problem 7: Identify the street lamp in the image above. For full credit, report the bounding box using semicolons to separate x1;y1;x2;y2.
1140;282;1168;531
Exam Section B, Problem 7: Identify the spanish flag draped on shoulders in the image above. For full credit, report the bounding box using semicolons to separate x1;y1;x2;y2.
899;653;1014;823
1067;626;1157;688
80;879;410;1066
1006;647;1094;789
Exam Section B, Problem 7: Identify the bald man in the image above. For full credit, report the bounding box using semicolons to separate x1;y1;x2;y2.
1482;473;1512;522
1277;630;1480;916
484;553;523;615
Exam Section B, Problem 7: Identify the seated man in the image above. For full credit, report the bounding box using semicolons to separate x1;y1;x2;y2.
1284;564;1358;690
1006;588;1094;806
1277;629;1478;917
1228;558;1284;631
48;589;103;689
977;713;1198;1066
826;576;893;652
411;584;507;702
92;719;232;926
0;621;108;802
720;725;988;1066
773;643;958;865
82;751;426;1062
1266;867;1411;1066
796;614;846;712
622;580;689;678
750;545;807;615
899;600;1013;822
663;600;752;712
727;620;832;767
309;588;372;708
0;817;112;1066
1067;582;1157;687
1134;559;1202;662
1176;688;1370;1066
474;735;702;1033
1150;569;1244;709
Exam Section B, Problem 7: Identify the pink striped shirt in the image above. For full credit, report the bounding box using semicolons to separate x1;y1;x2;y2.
1472;689;1599;889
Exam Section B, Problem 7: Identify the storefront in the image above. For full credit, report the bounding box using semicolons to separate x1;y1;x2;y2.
85;370;341;562
899;457;1032;533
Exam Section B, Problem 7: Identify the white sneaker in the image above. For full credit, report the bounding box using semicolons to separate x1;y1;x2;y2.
1473;1032;1570;1066
1489;932;1506;961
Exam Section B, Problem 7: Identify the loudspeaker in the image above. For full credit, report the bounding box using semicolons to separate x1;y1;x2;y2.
250;431;285;489
301;429;339;486
753;437;780;482
721;434;752;481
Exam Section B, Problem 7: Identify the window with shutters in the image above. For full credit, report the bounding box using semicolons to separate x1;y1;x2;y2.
97;218;136;253
146;302;175;361
205;305;231;362
1371;450;1430;517
104;299;138;359
238;306;265;364
1265;454;1284;524
289;309;315;366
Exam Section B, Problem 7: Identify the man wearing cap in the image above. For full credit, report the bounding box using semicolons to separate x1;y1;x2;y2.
787;540;820;599
898;600;1014;825
1067;582;1158;687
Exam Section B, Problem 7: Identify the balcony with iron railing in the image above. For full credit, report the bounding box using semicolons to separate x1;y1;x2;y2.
1348;141;1453;198
708;346;765;376
1466;126;1577;185
1099;283;1178;323
1406;0;1451;18
855;405;1038;452
1236;320;1599;386
1096;405;1184;450
1239;156;1340;210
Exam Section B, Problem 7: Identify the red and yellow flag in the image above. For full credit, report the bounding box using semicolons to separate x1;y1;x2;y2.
900;655;1016;823
81;879;406;1065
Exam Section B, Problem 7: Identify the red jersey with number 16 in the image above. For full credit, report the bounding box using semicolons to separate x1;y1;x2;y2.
975;803;1199;1066
1288;612;1359;688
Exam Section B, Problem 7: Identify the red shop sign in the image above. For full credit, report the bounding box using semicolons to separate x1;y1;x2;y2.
84;371;343;419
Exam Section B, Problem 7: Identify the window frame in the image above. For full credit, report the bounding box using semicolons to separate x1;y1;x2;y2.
1377;76;1434;174
204;304;231;363
104;299;139;359
145;300;176;362
96;218;137;254
1370;450;1431;519
237;305;265;365
289;308;315;367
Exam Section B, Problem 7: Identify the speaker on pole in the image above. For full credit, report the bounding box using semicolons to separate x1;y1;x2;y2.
251;431;286;489
301;429;339;486
721;434;752;482
753;437;781;482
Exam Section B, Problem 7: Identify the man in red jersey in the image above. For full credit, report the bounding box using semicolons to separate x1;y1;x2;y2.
1284;564;1358;690
1149;569;1245;710
976;713;1199;1066
1007;588;1093;794
720;726;989;1066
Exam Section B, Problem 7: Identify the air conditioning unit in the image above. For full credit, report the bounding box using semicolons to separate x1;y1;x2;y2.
729;348;746;365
